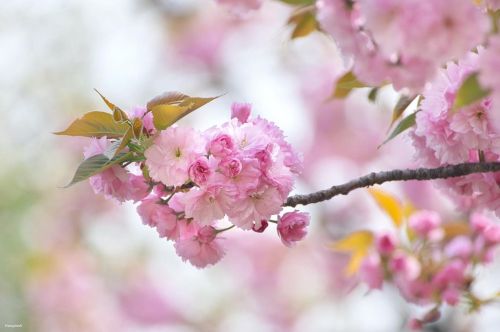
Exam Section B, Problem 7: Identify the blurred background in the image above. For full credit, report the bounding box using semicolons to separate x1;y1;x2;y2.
1;0;500;331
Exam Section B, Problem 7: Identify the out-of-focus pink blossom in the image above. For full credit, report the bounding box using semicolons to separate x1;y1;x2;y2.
277;211;310;247
408;210;442;239
375;232;397;255
216;0;264;16
359;254;384;289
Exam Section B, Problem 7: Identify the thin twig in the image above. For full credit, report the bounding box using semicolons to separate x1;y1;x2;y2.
284;162;500;207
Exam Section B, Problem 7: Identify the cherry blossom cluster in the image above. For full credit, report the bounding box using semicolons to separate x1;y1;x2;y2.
316;0;490;92
356;211;500;329
411;50;500;215
83;103;309;268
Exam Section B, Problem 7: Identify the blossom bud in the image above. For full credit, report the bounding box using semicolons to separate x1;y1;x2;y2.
277;211;310;247
230;102;251;123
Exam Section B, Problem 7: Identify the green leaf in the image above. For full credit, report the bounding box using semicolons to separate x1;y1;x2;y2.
453;72;491;111
288;10;318;39
368;87;379;102
279;0;316;5
380;111;418;147
94;89;129;123
389;94;417;129
65;152;132;187
54;111;129;138
331;71;368;99
147;92;219;130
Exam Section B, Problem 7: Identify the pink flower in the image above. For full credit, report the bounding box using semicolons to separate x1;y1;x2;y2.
442;287;461;306
444;236;473;260
188;157;211;185
207;133;235;158
84;138;147;202
480;36;500;132
216;0;263;15
218;157;243;178
227;185;284;229
252;220;269;233
174;226;225;268
145;126;206;186
412;52;500;215
230;102;251;123
360;0;488;64
218;157;261;193
128;106;154;134
389;252;421;281
136;197;180;240
276;211;310;247
431;260;466;289
359;254;384;289
408;210;442;239
183;186;233;225
375;232;397;255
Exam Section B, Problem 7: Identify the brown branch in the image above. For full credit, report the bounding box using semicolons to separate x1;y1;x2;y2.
284;162;500;207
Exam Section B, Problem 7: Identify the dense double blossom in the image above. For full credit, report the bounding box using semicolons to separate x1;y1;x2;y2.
316;0;488;92
354;211;500;329
84;103;308;268
411;51;500;215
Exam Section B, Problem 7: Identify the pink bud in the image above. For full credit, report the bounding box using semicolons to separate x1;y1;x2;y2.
408;210;441;238
471;212;491;233
197;226;217;244
408;318;423;330
444;236;473;260
252;220;269;233
359;254;384;289
208;134;235;157
231;102;251;123
390;252;421;281
188;158;211;185
484;224;500;244
376;232;397;255
219;157;243;178
277;211;310;247
442;288;460;306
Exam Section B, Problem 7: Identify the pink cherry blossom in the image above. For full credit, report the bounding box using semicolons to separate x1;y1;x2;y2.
408;210;442;239
375;232;397;255
145;126;206;186
182;186;231;225
174;226;225;268
216;0;263;16
207;133;235;157
231;102;252;123
412;52;500;214
84;138;148;202
276;211;310;247
227;185;284;230
359;254;384;289
128;106;154;134
188;157;211;185
480;36;500;132
136;196;181;240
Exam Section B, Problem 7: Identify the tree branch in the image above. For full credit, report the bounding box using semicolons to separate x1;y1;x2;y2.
284;162;500;207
